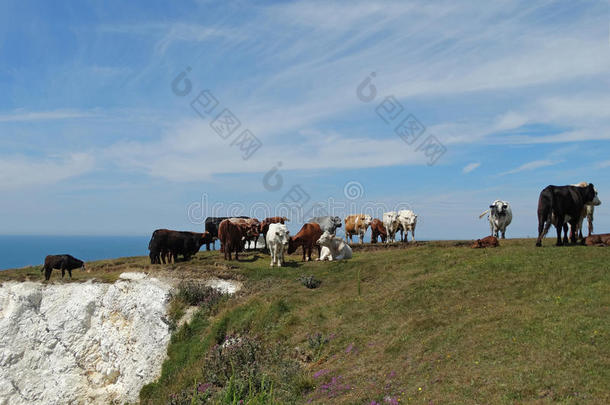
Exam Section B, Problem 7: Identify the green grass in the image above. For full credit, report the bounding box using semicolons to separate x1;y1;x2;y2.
3;239;609;404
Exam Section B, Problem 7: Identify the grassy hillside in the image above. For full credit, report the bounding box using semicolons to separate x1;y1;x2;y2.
3;239;609;404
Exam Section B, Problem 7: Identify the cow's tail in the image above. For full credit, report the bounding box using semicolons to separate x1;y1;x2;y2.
536;186;554;244
478;209;490;219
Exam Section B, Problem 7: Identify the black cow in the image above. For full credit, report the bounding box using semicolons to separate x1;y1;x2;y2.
536;183;597;247
41;254;85;281
148;229;211;264
204;216;249;250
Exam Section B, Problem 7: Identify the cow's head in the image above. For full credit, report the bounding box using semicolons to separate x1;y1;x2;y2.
471;239;482;248
271;224;290;247
363;215;373;226
491;200;509;216
331;216;342;227
590;184;601;206
317;231;333;247
287;237;298;254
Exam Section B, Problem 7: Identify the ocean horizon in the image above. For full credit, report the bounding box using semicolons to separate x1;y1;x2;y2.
0;235;150;270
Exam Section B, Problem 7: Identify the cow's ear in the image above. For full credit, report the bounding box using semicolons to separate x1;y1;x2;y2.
489;205;494;208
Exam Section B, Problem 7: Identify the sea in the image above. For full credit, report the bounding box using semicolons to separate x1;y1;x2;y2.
0;235;151;270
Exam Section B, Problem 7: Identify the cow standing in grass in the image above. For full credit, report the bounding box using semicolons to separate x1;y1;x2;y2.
260;216;289;251
344;214;372;244
397;210;418;243
218;219;250;260
536;183;597;246
479;200;512;239
266;223;290;267
41;255;85;281
370;219;387;243
382;212;400;243
288;223;323;261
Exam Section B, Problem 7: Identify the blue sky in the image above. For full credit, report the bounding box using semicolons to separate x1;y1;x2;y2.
0;0;608;239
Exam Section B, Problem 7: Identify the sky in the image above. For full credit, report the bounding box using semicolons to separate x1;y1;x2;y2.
0;0;608;240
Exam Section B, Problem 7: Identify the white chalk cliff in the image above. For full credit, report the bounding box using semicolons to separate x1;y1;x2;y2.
0;273;172;405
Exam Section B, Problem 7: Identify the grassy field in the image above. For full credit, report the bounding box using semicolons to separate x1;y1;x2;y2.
2;239;609;404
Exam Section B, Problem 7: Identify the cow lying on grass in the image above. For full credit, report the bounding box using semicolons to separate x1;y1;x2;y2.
317;231;353;261
471;236;499;248
584;233;610;246
41;254;85;281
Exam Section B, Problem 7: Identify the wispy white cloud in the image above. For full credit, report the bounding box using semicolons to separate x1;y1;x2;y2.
0;153;95;190
0;110;98;123
500;159;560;176
462;162;480;174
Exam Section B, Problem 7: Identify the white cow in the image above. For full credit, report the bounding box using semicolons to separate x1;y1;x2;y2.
397;210;418;243
266;223;289;267
317;231;353;261
382;211;400;243
573;182;601;237
479;200;512;239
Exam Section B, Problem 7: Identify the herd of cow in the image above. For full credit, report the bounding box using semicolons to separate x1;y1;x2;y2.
39;181;606;279
144;181;605;268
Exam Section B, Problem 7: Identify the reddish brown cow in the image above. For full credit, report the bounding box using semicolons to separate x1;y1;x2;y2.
471;235;499;248
288;223;323;261
260;216;289;250
584;233;610;246
229;218;260;249
370;219;387;243
218;219;249;260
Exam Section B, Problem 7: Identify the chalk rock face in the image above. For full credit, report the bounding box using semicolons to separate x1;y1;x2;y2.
0;274;172;405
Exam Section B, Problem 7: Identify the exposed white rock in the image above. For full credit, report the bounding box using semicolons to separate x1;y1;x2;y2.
204;278;242;295
0;275;172;405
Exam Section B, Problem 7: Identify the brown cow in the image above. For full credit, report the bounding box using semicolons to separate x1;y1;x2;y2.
260;216;289;250
288;223;323;261
344;214;372;244
471;235;499;248
370;219;387;243
218;219;249;260
229;218;260;249
584;233;610;246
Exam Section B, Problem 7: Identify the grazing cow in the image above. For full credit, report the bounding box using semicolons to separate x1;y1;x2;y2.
260;216;289;250
149;229;211;263
471;236;499;248
397;210;418;242
266;223;290;267
370;219;387;243
479;200;512;239
536;183;597;246
204;216;249;250
317;231;353;261
42;254;85;281
572;182;601;238
288;223;323;261
218;219;249;260
344;214;372;244
308;216;342;235
382;212;400;243
230;217;260;249
584;233;610;246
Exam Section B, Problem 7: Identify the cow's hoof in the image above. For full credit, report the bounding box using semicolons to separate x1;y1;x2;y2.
535;242;542;247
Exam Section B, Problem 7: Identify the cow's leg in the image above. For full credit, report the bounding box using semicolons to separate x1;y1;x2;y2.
270;246;275;267
501;229;506;239
45;267;52;281
411;228;416;242
562;223;569;245
68;269;72;280
555;219;564;246
61;268;65;279
569;221;578;244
